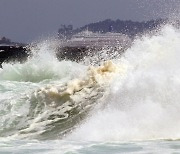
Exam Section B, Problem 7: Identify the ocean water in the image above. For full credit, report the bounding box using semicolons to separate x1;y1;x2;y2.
1;25;180;153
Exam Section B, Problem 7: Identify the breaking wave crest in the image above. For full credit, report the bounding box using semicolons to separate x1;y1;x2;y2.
0;42;120;139
68;25;180;142
1;25;180;142
0;41;85;82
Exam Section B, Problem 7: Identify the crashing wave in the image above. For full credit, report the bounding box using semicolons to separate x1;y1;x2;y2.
3;61;123;139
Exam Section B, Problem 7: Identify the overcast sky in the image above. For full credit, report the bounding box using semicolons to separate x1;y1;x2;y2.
0;0;179;43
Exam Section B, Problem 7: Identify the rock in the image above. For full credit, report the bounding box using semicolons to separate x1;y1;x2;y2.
0;46;29;66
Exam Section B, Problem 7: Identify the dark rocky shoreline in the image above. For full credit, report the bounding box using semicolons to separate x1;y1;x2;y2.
0;46;29;66
0;45;96;66
0;44;127;67
0;34;131;66
0;18;172;67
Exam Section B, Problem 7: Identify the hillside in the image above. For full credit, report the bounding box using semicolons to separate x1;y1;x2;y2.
58;19;169;39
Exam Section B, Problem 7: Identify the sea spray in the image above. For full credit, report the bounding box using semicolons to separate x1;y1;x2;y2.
0;42;121;139
0;40;87;139
16;61;120;139
1;24;180;143
67;25;180;142
0;40;85;82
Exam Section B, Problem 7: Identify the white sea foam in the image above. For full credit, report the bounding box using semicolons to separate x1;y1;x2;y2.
0;40;85;82
68;25;180;142
1;25;180;142
0;40;121;139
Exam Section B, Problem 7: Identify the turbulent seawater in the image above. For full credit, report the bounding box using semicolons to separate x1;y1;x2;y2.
1;25;180;153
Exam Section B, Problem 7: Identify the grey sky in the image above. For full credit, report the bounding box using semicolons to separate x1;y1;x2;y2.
0;0;179;43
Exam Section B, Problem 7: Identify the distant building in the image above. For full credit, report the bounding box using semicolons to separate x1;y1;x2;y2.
63;30;131;48
0;37;11;44
58;25;73;40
